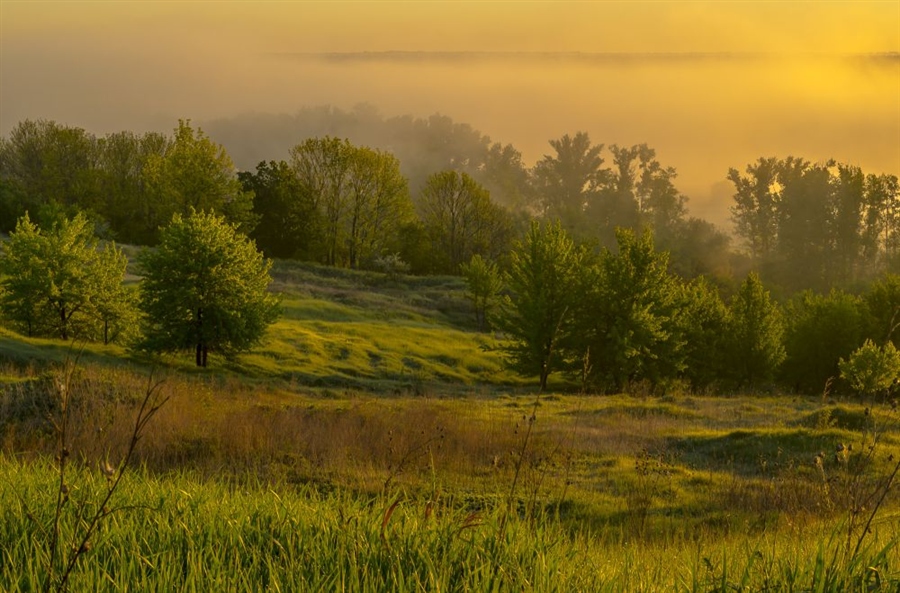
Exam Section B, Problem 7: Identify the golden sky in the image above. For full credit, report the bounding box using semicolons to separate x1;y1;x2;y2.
1;0;898;225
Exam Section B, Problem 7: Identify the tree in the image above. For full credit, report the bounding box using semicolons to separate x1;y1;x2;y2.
239;160;322;260
344;146;414;269
289;137;415;268
839;339;900;399
578;229;685;392
138;210;280;367
494;220;583;391
460;254;503;332
95;130;171;244
531;132;605;237
0;212;131;341
678;277;729;392
289;136;353;266
724;272;786;388
418;170;513;274
0;120;104;228
729;157;780;264
864;274;900;348
781;290;866;394
143;121;255;241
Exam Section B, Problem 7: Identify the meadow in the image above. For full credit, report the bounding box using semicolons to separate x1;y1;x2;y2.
1;262;899;591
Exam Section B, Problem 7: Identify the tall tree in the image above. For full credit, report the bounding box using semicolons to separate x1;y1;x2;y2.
344;147;414;269
495;220;583;391
531;132;605;237
678;277;729;392
724;272;786;388
289;136;353;266
0;119;104;228
781;290;866;394
143;120;255;241
861;173;900;271
729;157;781;264
578;229;685;392
95;130;171;244
418;170;512;274
138;210;280;367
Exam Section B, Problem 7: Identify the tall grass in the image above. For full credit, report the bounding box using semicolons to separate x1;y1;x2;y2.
2;457;897;592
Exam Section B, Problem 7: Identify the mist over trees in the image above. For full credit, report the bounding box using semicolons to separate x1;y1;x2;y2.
2;105;900;396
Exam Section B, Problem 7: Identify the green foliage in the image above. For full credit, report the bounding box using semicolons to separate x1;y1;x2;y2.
678;277;729;392
0;120;104;230
239;160;323;259
839;339;900;398
781;290;867;394
495;220;582;390
289;137;415;269
418;170;513;274
138;210;280;367
459;254;503;331
577;229;685;393
0;212;132;342
864;274;900;348
143;120;256;239
724;272;786;388
531;131;606;238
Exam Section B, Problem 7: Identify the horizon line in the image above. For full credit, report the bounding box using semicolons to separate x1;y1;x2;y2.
274;50;900;65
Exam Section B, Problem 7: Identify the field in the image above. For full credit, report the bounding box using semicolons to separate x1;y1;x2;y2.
1;261;899;591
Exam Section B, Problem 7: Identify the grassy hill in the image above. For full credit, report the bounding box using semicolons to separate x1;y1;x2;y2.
0;259;525;392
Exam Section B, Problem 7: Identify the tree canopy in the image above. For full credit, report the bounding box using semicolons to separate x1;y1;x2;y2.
0;212;132;342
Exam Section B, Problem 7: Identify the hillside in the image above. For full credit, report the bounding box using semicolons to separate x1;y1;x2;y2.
0;258;524;393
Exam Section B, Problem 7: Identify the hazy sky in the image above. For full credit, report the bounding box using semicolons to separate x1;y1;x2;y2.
1;0;898;226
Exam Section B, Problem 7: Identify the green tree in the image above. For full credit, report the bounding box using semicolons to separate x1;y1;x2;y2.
531;132;605;238
678;277;729;392
729;157;780;264
839;339;900;398
781;290;866;394
289;137;415;268
143;121;255;241
495;220;583;391
0;120;104;227
460;254;503;332
289;137;353;266
239;160;322;260
579;229;685;392
418;170;513;274
138;210;280;367
88;244;139;345
344;146;414;269
0;212;131;341
95;130;171;244
724;272;786;388
864;274;900;349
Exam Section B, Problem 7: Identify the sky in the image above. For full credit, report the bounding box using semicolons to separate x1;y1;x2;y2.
1;0;898;227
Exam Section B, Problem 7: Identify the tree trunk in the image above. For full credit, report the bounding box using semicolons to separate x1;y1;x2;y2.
60;307;68;341
195;307;204;367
